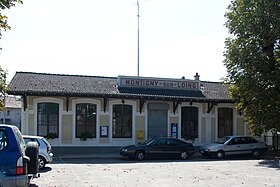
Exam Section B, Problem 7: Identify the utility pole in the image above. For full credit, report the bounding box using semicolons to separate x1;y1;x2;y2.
3;73;6;124
3;96;5;124
137;0;140;77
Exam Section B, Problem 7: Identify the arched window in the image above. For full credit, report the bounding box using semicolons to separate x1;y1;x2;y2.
181;106;198;140
76;103;97;138
37;103;59;137
218;108;233;138
112;104;132;138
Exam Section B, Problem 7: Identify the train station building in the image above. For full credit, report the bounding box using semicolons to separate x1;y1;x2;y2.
8;72;247;152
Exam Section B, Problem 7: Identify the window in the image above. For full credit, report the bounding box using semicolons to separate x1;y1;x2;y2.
244;137;257;144
167;139;183;145
76;103;97;138
229;137;242;145
37;103;59;137
181;106;198;140
23;138;40;146
218;108;233;138
112;104;132;138
0;130;8;151
153;138;166;145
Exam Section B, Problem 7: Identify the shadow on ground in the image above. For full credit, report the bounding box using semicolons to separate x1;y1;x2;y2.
258;160;280;170
39;167;52;173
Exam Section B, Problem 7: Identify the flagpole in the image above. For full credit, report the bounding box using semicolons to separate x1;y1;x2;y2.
137;0;140;77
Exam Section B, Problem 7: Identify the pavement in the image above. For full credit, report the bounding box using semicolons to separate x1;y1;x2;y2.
33;154;280;187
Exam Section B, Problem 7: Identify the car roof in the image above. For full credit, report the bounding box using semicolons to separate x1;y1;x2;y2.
153;137;186;141
0;124;19;129
224;135;254;138
22;135;44;139
154;137;178;139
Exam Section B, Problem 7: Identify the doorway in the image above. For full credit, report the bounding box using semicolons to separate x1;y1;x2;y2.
147;103;169;138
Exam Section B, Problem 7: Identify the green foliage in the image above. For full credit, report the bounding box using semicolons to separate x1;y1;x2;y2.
0;1;21;109
79;131;93;141
0;0;23;40
0;66;8;110
224;0;280;134
45;132;58;139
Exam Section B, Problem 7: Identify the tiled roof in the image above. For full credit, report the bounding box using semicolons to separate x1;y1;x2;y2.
200;81;232;100
2;96;21;108
8;72;234;102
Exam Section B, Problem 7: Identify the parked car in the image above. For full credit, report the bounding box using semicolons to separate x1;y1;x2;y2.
199;136;268;159
23;135;53;169
0;124;39;187
120;137;194;161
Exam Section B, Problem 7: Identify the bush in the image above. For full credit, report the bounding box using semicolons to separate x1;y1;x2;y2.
79;131;93;141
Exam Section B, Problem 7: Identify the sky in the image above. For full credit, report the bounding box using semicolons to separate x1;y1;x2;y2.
0;0;231;82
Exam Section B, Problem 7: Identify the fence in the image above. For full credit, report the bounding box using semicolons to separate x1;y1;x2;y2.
264;134;280;150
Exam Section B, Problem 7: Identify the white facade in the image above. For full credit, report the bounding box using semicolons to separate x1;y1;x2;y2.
0;96;21;128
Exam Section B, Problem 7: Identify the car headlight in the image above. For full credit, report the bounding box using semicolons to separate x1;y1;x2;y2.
122;149;128;152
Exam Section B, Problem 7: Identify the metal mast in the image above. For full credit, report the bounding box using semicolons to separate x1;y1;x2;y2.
137;0;140;77
3;73;6;124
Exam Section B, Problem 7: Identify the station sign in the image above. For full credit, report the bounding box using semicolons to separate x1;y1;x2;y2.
118;76;200;90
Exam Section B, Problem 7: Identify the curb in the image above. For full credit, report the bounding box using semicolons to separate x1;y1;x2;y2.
54;152;204;159
54;152;280;160
54;154;122;159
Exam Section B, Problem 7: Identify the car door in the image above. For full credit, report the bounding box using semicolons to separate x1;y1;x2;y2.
147;138;168;158
165;139;181;158
225;137;246;155
242;137;258;154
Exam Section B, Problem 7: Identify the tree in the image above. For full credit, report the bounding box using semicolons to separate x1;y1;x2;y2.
224;0;280;134
0;0;22;110
0;66;7;110
0;0;22;40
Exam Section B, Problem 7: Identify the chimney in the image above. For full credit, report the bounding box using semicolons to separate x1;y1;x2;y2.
194;72;200;81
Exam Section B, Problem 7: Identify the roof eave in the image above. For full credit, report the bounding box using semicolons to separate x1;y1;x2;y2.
7;90;236;103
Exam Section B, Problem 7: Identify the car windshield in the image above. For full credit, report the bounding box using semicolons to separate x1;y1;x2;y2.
216;136;231;144
139;138;155;145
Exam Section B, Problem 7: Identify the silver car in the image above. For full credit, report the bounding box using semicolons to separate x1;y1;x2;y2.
23;135;53;169
199;136;267;159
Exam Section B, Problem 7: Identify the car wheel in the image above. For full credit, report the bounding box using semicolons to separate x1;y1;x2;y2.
38;156;46;169
180;151;188;160
216;150;225;159
134;151;145;161
252;149;260;158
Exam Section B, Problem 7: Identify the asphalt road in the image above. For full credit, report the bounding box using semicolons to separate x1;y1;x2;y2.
31;157;280;187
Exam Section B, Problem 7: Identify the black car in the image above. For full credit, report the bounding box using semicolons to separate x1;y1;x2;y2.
119;137;194;161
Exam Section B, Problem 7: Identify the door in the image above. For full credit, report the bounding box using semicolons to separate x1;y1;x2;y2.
165;138;181;158
146;138;168;158
147;103;169;138
225;137;248;155
240;137;258;154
